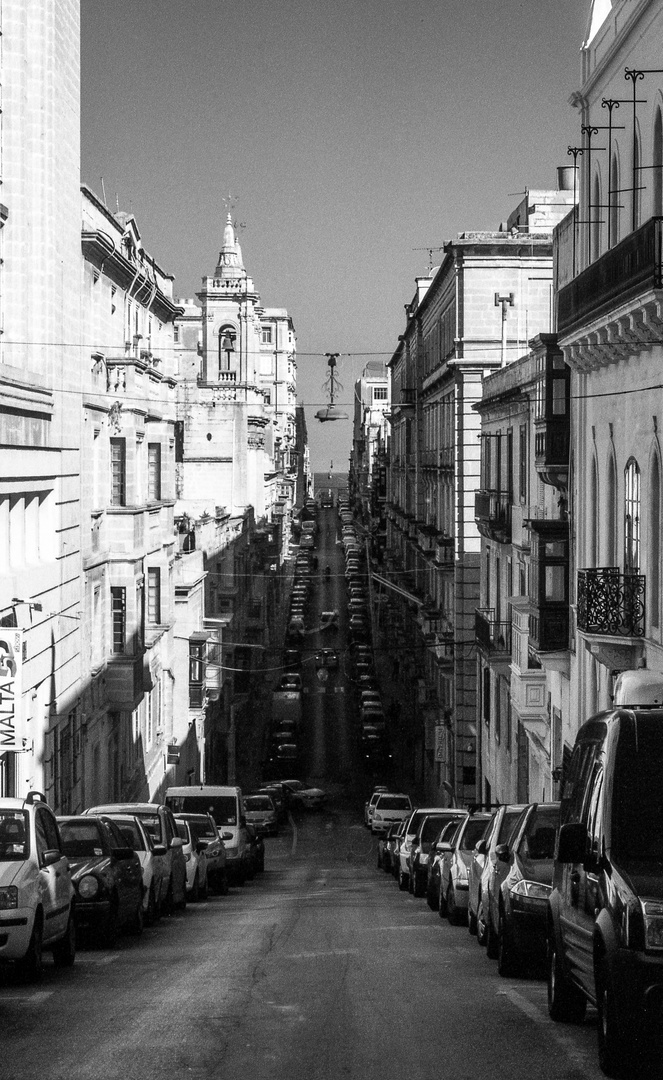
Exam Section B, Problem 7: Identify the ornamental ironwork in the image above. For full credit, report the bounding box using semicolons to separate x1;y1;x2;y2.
577;567;646;637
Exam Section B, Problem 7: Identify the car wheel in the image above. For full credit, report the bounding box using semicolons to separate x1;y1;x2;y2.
100;898;120;948
128;899;144;937
199;877;208;901
145;884;157;926
447;884;464;926
476;895;488;947
497;907;519;976
17;916;43;983
398;867;409;891
438;880;448;918
547;938;587;1023
486;907;499;959
597;963;630;1077
52;911;76;967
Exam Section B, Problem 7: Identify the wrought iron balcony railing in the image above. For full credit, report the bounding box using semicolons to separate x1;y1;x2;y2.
557;216;663;335
577;567;646;638
475;608;512;656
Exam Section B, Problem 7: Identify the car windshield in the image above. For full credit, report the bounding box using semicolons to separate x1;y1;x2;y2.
377;796;410;811
0;810;28;860
520;806;559;860
420;815;449;843
461;817;491;851
111;817;146;851
59;820;106;858
245;796;273;811
135;813;162;840
176;821;190;842
188;820;217;843
497;808;525;845
612;716;663;869
167;795;237;826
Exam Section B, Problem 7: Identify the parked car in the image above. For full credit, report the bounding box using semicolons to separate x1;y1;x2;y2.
108;813;167;923
382;821;405;874
315;649;339;670
258;784;288;820
409;811;469;897
174;816;208;902
475;803;528;955
431;811;492;923
84;801;187;913
278;672;303;692
244;794;279;836
547;670;663;1077
364;790;384;828
377;823;398;870
173;813;228;894
0;791;76;979
370;793;413;835
164;785;250;886
396;807;452;891
281;779;326;810
58;815;144;943
245;825;265;876
495;801;559;976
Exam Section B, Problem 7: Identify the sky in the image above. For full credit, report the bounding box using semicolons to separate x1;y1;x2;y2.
81;0;589;472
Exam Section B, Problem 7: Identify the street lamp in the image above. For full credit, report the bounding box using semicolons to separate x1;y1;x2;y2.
315;353;349;422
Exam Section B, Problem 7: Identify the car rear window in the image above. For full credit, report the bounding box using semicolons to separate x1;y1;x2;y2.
167;795;237;826
60;820;105;858
245;796;274;811
377;796;411;811
460;817;491;851
497;809;525;845
612;715;663;868
111;817;146;851
420;815;449;842
0;810;28;860
521;806;559;860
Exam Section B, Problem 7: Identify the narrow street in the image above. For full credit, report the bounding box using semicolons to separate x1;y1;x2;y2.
1;504;603;1080
0;800;603;1080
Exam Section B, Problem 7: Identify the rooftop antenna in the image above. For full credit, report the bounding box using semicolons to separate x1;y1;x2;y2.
412;245;444;274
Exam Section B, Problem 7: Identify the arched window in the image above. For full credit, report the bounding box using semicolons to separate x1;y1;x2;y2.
610;153;621;247
650;451;661;628
589;456;599;566
633;128;642;230
606;454;617;565
624;458;641;573
592;173;602;260
218;325;236;376
654;108;663;217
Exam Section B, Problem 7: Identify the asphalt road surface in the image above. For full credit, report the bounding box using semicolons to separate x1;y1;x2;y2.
0;510;605;1079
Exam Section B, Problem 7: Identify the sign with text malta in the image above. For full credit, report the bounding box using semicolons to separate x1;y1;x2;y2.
0;631;22;752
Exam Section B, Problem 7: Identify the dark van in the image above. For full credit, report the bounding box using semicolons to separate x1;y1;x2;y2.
547;670;663;1076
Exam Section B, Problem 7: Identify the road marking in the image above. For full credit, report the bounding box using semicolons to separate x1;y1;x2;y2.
499;988;598;1073
284;949;360;959
78;952;120;965
366;925;438;931
3;990;54;1004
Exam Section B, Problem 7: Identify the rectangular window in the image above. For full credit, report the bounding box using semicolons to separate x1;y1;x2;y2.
261;326;273;344
111;587;126;654
519;425;527;502
373;386;388;401
147;443;161;502
189;640;204;708
173;325;180;343
110;439;126;506
147;568;161;625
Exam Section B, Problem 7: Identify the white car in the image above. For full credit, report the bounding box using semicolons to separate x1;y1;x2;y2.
107;813;166;924
174;817;208;901
370;793;413;835
0;791;76;979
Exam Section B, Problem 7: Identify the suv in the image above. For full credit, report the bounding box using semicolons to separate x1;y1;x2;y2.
0;791;76;979
547;670;663;1076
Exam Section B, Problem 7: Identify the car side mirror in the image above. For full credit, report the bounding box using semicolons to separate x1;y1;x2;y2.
475;839;487;856
222;831;234;841
495;843;510;863
170;836;184;849
152;844;167;857
196;842;207;854
41;848;62;868
436;841;452;853
557;821;587;863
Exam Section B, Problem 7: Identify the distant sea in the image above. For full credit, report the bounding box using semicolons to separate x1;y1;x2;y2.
313;471;347;497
